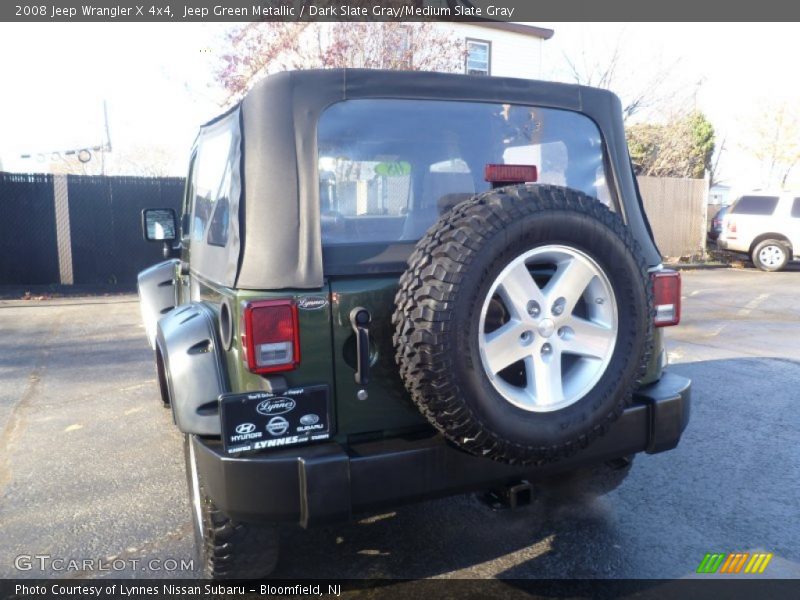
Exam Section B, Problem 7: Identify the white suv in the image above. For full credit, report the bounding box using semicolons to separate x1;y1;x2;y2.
718;193;800;271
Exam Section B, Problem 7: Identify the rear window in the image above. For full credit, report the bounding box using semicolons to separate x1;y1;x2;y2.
317;99;612;245
792;198;800;218
731;195;779;216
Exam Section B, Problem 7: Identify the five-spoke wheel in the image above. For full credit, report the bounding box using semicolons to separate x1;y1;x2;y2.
478;245;618;412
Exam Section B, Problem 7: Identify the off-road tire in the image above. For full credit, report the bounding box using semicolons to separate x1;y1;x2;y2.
155;348;171;408
184;435;279;579
752;239;790;272
393;184;653;465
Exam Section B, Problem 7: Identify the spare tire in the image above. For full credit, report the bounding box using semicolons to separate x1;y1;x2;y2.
392;184;653;465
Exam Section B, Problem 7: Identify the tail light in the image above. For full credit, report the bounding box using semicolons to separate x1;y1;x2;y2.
651;270;681;327
241;300;300;373
484;164;538;186
727;218;737;233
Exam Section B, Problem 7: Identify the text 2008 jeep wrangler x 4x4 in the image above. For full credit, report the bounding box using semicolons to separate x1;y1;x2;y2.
138;69;690;579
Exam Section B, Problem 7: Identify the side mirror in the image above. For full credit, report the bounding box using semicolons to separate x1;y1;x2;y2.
142;208;177;242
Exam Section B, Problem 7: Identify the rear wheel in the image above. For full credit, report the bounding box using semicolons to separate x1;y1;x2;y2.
752;239;790;271
155;348;171;408
184;435;279;579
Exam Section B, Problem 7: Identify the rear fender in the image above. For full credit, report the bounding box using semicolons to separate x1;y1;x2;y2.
156;302;227;435
137;260;179;349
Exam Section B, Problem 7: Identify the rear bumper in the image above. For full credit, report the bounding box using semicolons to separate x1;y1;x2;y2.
716;237;746;253
193;371;691;527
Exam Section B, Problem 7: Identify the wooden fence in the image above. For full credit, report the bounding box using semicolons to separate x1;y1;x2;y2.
637;176;708;259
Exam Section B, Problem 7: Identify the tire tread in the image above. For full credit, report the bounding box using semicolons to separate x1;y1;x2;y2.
392;184;654;465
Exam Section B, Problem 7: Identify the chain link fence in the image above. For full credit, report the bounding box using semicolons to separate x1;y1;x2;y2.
0;172;184;287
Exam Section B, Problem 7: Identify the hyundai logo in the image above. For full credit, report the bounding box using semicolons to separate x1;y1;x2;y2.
235;422;256;435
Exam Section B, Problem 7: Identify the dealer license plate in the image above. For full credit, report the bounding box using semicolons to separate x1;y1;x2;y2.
219;385;331;455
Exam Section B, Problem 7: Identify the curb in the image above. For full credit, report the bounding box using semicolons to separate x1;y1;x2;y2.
665;263;736;271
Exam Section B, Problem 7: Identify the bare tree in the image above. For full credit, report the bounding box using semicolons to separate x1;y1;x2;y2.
742;100;800;188
216;22;464;105
561;31;686;121
106;144;179;177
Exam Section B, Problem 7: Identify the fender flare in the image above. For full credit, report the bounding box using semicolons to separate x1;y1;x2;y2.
137;259;179;350
156;302;227;435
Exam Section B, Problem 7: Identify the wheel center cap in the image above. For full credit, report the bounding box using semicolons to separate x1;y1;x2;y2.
538;318;555;338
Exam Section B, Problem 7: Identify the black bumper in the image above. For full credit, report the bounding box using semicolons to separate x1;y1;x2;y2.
193;371;690;527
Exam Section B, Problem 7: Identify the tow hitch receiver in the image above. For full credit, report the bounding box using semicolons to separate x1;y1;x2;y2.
482;480;534;510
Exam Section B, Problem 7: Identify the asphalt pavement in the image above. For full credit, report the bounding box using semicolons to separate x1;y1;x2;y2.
1;267;798;580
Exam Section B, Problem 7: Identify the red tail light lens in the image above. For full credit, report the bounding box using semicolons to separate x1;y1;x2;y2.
484;164;538;184
241;300;300;373
727;218;737;233
651;270;681;327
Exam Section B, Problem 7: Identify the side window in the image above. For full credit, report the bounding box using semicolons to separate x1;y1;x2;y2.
193;126;233;247
206;168;231;247
731;195;779;215
181;154;196;241
792;198;800;218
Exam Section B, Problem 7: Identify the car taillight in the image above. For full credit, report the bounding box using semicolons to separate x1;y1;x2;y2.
484;164;538;185
651;270;681;327
727;218;737;233
241;300;300;373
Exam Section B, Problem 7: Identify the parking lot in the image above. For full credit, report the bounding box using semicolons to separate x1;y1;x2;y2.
1;267;799;580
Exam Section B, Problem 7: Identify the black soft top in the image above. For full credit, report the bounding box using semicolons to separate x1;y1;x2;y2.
199;69;660;290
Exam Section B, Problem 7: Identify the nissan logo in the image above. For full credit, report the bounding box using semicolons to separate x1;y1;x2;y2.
235;423;256;435
256;398;296;416
266;416;290;436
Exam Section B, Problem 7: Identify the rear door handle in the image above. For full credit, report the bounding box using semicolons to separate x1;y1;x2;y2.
349;307;371;386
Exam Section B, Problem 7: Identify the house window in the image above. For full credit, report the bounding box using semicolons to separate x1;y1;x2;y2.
466;39;490;76
387;25;413;69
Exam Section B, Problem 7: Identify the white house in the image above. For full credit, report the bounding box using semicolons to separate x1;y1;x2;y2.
444;22;554;79
709;183;732;205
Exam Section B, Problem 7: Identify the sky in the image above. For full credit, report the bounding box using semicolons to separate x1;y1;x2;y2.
0;22;798;193
0;23;227;175
541;23;800;192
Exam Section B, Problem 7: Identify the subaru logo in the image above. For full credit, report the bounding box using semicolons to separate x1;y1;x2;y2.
266;416;290;436
256;398;296;416
235;422;256;435
300;414;319;426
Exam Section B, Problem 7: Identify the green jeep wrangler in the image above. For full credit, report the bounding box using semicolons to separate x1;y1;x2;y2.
138;69;690;579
